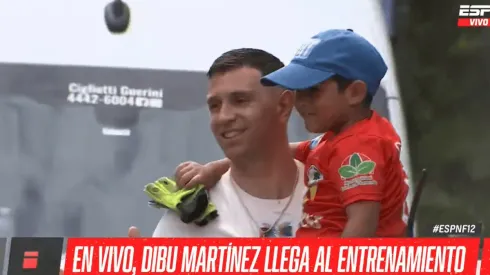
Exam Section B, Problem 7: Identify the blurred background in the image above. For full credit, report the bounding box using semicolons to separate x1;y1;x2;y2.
390;0;490;236
0;0;488;239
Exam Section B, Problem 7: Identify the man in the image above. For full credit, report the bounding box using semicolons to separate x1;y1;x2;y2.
59;48;305;274
149;48;305;237
152;48;305;237
177;29;409;238
58;49;306;275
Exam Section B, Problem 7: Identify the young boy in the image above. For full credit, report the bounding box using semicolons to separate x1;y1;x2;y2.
176;29;409;237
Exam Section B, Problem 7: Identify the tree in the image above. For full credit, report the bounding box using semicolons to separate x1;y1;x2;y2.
394;0;490;236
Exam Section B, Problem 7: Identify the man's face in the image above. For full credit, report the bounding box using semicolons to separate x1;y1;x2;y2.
294;79;349;133
207;67;282;160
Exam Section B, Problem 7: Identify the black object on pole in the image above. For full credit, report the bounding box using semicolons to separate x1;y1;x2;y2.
104;0;131;34
407;169;428;237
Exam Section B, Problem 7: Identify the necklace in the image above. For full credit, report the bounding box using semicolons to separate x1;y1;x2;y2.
230;165;299;237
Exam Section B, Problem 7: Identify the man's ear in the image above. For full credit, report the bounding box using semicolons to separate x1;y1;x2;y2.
345;80;368;106
277;89;295;123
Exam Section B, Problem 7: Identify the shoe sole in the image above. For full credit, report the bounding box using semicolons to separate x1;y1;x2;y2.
177;188;209;223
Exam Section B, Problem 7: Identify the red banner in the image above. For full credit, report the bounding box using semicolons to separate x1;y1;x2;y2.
479;239;490;275
63;238;481;275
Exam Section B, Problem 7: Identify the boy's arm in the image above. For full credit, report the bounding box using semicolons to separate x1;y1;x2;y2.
206;159;231;179
176;142;309;189
291;141;310;163
208;142;303;171
175;159;230;189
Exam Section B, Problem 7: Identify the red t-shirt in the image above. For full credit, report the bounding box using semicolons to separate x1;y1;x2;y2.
295;111;409;237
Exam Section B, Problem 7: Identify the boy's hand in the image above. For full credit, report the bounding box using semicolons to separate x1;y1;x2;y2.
175;161;220;189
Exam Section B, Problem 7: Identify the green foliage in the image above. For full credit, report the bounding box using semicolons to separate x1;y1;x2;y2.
394;0;490;235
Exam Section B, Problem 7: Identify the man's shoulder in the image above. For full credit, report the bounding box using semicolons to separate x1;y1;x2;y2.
295;159;305;169
208;169;234;197
152;208;228;237
152;210;192;237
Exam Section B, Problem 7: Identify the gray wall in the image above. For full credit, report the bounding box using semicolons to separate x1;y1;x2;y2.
0;63;389;237
0;63;316;237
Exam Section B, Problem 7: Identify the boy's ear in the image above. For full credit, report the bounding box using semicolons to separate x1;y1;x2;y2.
345;80;368;106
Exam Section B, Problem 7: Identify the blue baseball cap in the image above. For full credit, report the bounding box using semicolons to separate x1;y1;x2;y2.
261;29;387;96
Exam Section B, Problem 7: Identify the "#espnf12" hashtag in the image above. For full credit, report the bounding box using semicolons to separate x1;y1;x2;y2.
432;224;481;236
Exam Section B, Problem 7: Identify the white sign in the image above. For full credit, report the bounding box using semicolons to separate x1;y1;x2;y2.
66;83;164;108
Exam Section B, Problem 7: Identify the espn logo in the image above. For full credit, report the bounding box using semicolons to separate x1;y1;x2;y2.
22;251;39;269
7;237;64;275
458;5;490;27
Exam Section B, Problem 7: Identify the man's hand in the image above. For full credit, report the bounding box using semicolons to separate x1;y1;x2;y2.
59;227;141;275
175;160;227;189
128;226;141;237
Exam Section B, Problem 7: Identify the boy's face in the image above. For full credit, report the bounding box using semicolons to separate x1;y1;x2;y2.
294;79;350;133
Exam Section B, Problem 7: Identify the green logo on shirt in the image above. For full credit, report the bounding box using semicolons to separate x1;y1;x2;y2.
338;153;376;179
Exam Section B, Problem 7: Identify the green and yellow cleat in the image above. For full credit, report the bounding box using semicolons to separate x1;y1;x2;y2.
194;201;219;227
144;177;218;226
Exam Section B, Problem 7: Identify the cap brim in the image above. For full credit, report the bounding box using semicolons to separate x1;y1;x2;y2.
261;62;335;90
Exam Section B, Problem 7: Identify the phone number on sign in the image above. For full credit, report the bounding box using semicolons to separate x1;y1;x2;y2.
66;93;163;108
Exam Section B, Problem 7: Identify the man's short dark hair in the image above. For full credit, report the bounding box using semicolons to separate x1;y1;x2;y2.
207;48;284;78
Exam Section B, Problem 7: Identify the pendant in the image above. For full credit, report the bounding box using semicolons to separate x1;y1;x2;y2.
260;226;271;237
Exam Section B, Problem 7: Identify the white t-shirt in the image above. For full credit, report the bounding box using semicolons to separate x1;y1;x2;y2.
153;161;306;237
